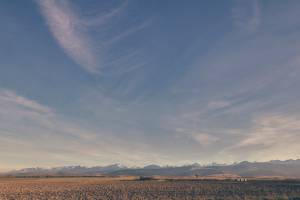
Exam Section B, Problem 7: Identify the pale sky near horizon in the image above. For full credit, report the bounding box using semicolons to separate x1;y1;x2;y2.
1;0;300;171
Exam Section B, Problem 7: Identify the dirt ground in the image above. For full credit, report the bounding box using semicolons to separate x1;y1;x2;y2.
1;177;300;199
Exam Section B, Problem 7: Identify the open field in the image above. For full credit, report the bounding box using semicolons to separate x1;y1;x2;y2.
1;177;300;200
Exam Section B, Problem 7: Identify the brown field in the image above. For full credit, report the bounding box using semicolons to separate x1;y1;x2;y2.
1;177;300;199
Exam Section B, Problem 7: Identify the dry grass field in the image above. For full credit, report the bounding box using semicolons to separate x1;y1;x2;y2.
1;177;300;199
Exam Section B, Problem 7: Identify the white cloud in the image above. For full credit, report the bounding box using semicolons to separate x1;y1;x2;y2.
36;0;148;76
103;20;152;46
207;100;231;110
215;114;300;162
78;1;128;27
189;133;219;147
36;0;99;73
237;115;300;148
174;126;219;147
0;90;52;114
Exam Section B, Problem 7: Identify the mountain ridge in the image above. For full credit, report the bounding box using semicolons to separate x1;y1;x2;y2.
2;159;300;178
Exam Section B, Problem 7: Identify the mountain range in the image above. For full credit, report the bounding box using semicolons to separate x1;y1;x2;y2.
2;160;300;178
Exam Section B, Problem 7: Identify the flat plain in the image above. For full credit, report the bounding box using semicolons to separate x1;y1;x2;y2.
1;177;300;200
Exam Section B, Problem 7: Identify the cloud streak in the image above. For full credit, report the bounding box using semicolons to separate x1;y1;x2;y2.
36;0;99;73
36;0;148;76
0;88;176;169
237;115;300;148
0;90;52;114
232;0;262;33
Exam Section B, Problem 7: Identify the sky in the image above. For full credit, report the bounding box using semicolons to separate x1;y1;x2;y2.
1;0;300;171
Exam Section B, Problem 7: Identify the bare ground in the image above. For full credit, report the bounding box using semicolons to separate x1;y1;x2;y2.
1;177;300;199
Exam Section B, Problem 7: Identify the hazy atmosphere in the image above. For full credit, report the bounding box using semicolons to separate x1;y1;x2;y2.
1;0;300;171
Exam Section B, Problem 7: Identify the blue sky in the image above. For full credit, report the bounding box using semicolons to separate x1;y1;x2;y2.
1;0;300;170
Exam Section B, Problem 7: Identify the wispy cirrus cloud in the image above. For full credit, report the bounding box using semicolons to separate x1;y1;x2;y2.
36;0;148;76
78;1;128;27
232;0;262;33
237;114;300;148
0;89;52;114
218;114;300;162
207;100;231;110
103;19;152;46
36;0;99;73
0;88;175;169
183;132;219;147
5;0;300;168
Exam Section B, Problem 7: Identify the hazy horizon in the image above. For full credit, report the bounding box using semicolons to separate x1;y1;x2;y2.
1;0;300;170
